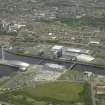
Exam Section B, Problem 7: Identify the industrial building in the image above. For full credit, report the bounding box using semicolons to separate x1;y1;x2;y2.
51;45;63;58
96;85;105;95
63;47;91;55
76;54;95;62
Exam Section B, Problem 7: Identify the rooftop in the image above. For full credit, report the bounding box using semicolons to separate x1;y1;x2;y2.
52;45;63;50
76;54;95;62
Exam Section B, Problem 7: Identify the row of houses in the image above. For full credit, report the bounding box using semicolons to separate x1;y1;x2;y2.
0;20;26;34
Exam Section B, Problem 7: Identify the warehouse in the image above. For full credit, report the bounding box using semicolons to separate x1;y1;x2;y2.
76;54;95;62
51;45;63;58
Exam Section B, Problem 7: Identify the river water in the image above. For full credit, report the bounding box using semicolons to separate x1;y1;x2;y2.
0;49;105;77
0;65;18;77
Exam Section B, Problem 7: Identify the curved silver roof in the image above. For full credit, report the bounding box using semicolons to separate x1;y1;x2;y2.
7;60;29;67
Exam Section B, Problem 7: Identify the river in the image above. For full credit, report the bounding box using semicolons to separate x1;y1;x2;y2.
0;49;105;77
0;65;18;77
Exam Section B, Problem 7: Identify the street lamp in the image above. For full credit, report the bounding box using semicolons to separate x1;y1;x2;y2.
1;44;11;62
1;45;5;62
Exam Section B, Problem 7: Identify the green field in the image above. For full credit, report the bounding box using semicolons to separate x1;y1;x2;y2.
25;82;84;102
0;82;92;105
58;70;83;80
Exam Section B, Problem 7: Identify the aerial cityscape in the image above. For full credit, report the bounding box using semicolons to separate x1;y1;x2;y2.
0;0;105;105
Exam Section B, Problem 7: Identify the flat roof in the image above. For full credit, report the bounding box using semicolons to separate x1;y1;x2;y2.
66;48;81;53
89;41;100;44
45;63;65;70
52;45;63;50
64;47;90;54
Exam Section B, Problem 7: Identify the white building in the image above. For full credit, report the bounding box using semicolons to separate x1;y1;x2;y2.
76;54;95;62
51;45;63;58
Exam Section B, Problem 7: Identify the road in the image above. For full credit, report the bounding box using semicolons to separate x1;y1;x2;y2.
90;81;96;105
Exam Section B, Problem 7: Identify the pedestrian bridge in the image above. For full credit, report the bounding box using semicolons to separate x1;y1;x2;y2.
0;59;30;71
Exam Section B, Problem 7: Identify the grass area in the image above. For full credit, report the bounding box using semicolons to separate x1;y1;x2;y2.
42;15;105;30
0;32;17;35
25;82;84;102
0;78;10;86
0;82;92;105
0;72;17;86
58;70;83;80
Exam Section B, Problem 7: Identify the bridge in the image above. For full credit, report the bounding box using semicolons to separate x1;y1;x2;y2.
0;59;30;71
